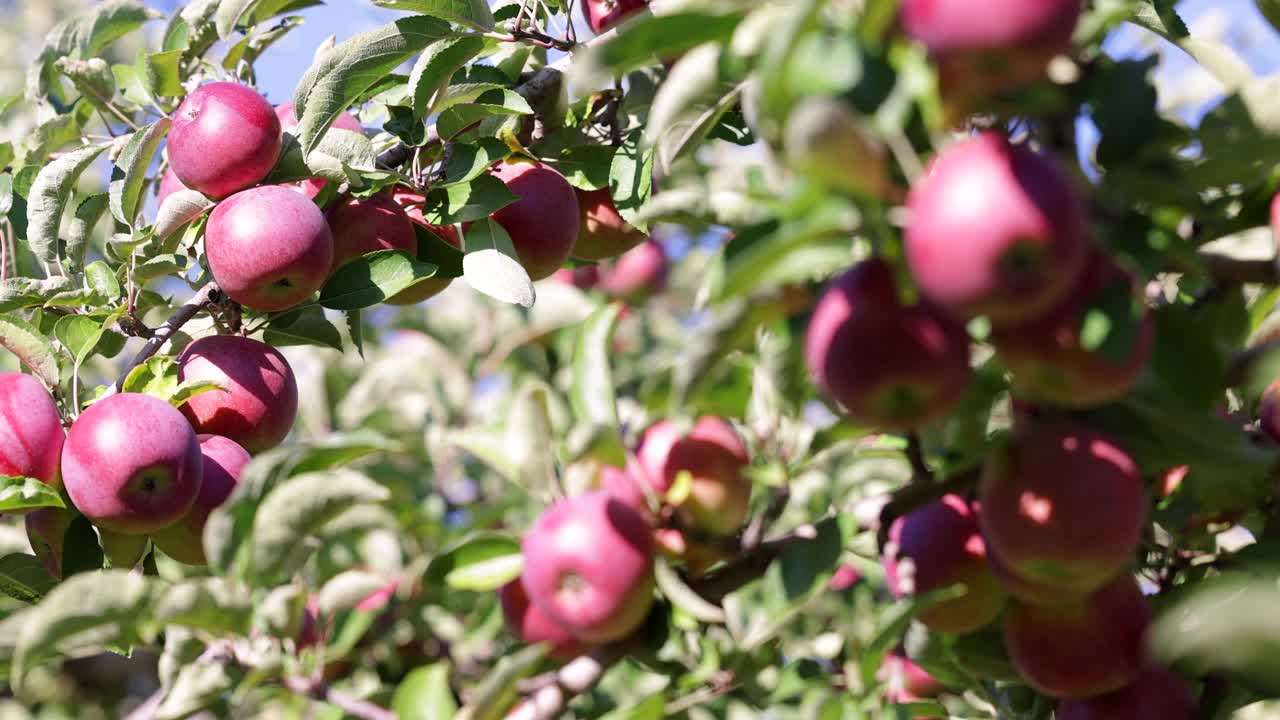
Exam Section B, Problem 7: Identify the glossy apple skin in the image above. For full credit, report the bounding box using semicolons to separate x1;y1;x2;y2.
205;185;335;311
275;102;365;198
991;253;1154;408
583;0;649;33
1056;665;1196;720
905;133;1090;326
883;493;1006;634
488;160;579;281
169;82;282;199
599;239;667;300
499;578;589;661
0;372;65;490
573;187;647;261
25;507;74;578
806;259;972;430
177;335;299;454
389;189;462;304
979;423;1145;597
152;435;251;565
62;393;203;535
901;0;1083;106
521;492;655;643
1003;574;1150;698
635;417;752;536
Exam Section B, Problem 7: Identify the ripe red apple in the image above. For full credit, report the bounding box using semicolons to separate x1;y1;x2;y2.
389;189;462;304
1003;574;1150;698
551;265;602;290
883;493;1006;634
900;0;1083;107
205;185;334;311
904;132;1090;326
275;101;365;198
598;239;667;300
828;564;862;592
499;578;589;661
805;258;973;430
1259;383;1280;444
634;417;752;536
984;544;1062;606
488;160;579;280
0;372;65;490
597;464;649;514
177;335;299;453
583;0;648;33
327;191;416;270
62;393;203;534
991;253;1154;408
520;491;655;643
156;166;190;208
573;187;647;261
169;82;282;199
152;435;251;565
879;653;943;702
25;507;74;578
979;422;1145;597
1056;665;1195;720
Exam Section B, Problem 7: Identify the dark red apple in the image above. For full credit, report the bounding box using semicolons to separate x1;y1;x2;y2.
1003;573;1150;698
488;160;579;281
884;493;1006;634
499;578;589;661
805;258;972;430
151;435;251;565
177;335;299;453
904;132;1090;326
204;185;334;311
62;393;203;534
520;492;655;643
169;82;281;199
573;187;647;260
1056;665;1196;720
634;417;752;536
979;422;1145;597
583;0;649;33
0;372;65;490
598;239;667;300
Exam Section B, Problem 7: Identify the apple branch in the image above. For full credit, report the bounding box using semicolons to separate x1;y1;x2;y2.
113;282;221;390
282;677;397;720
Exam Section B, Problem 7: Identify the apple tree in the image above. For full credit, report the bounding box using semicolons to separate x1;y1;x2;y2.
0;0;1279;718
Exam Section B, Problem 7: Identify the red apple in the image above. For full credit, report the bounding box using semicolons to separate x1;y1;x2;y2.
805;258;973;430
488;160;579;281
520;492;655;643
979;422;1145;597
499;578;589;661
828;564;862;592
598;239;667;300
583;0;649;33
900;0;1083;108
884;493;1006;634
635;417;752;536
991;252;1154;408
879;653;943;702
1003;574;1150;698
177;335;299;453
156;166;190;208
151;435;251;565
205;185;334;311
25;507;74;578
551;265;602;290
573;187;647;260
1056;665;1196;720
904;133;1090;326
0;372;65;490
275;101;365;198
327;192;416;270
389;188;462;304
62;393;203;534
169;82;281;199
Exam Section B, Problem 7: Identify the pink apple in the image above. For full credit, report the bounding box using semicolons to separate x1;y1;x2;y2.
177;335;299;453
487;160;579;280
499;578;589;661
169;82;281;199
151;435;251;565
0;372;65;490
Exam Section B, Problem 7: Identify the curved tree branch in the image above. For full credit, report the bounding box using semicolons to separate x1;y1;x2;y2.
113;282;220;390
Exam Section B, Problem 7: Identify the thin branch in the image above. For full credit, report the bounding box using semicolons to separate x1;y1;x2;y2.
114;282;220;390
905;434;932;482
282;677;397;720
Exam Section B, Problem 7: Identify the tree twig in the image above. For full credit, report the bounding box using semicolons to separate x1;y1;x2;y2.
114;282;220;390
282;677;397;720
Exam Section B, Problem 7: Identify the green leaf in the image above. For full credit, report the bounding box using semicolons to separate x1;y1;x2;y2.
269;129;377;185
0;277;77;313
579;11;741;77
551;144;615;191
53;57;117;110
292;16;453;154
571;302;623;429
609;130;655;232
55;314;107;367
131;253;190;282
153;578;254;636
372;0;496;31
12;570;154;685
168;379;227;409
61;515;105;577
439;138;510;186
410;36;486;119
0;476;65;513
462;219;534;307
215;0;260;39
423;173;518;224
425;533;522;592
155;189;213;239
448;425;522;484
320;249;439;311
317;570;390;616
250;469;391;585
262;305;344;351
143;49;184;98
222;15;305;72
0;314;60;388
505;382;557;493
393;663;459;720
109;119;170;228
85;261;122;304
27;0;161;101
68;195;111;271
655;558;726;623
0;554;57;604
436;89;532;141
155;660;242;720
1260;1;1280;37
26;144;109;267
